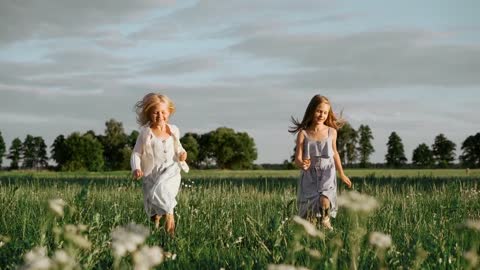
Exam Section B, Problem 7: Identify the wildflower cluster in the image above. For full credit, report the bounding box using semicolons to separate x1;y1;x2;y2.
338;190;379;213
20;199;90;270
369;232;392;249
111;223;171;270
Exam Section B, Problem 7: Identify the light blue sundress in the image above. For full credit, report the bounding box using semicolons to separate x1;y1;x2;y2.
298;127;338;218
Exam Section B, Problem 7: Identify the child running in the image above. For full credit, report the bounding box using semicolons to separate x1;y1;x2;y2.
131;93;189;235
289;94;352;230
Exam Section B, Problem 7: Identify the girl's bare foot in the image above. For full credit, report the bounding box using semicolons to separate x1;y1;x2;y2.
165;214;175;236
321;215;333;230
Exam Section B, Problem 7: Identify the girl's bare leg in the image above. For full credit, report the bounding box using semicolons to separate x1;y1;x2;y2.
320;196;333;230
151;214;163;229
165;213;175;236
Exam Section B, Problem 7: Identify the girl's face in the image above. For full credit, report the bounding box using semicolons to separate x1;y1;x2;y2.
313;103;330;125
149;102;170;127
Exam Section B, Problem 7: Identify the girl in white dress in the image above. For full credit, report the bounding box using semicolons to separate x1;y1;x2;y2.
131;93;189;235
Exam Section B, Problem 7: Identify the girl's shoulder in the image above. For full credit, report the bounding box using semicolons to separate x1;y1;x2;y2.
328;126;337;138
296;128;307;140
168;124;180;137
329;126;337;135
139;125;151;134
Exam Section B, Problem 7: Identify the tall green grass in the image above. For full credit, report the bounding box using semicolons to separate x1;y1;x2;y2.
1;168;479;179
0;174;479;269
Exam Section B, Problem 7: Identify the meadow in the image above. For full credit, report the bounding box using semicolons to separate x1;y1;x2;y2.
1;169;479;269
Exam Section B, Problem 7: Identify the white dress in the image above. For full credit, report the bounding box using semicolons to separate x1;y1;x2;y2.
141;135;181;217
131;124;189;218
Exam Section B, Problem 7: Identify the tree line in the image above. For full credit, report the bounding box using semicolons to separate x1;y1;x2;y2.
0;120;257;171
0;121;479;171
334;124;480;168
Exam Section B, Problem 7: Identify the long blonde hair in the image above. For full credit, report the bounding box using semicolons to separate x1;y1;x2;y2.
289;95;343;134
134;93;175;126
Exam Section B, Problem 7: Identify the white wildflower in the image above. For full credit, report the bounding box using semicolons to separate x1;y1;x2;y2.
21;247;52;270
164;251;177;260
234;237;244;244
132;246;164;270
53;249;76;270
48;199;66;217
464;250;479;267
293;216;324;238
111;223;149;257
307;248;321;259
63;224;91;249
267;264;311;270
465;220;480;231
369;232;392;249
0;235;10;248
338;191;379;213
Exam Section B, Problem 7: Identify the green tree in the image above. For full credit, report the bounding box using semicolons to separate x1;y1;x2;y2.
357;125;374;168
119;145;132;170
62;132;104;171
180;133;200;168
337;122;358;165
22;135;49;169
22;135;36;169
283;159;296;169
412;143;434;168
459;132;480;168
432;133;456;168
51;135;68;170
0;131;5;168
385;131;407;168
84;130;97;139
100;119;128;170
209;127;257;169
8;138;23;169
34;136;48;169
290;145;297;163
35;136;48;168
128;130;139;149
197;132;216;168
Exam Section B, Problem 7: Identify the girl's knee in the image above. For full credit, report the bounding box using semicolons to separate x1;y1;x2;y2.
319;196;330;207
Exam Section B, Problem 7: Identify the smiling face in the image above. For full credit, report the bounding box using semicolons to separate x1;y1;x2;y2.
313;102;330;125
149;101;170;127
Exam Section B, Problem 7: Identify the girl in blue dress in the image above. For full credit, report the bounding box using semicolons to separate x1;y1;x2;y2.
289;95;352;230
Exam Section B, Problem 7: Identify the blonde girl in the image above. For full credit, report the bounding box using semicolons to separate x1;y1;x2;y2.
131;93;189;235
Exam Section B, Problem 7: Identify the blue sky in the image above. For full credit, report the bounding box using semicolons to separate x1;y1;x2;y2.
0;0;479;164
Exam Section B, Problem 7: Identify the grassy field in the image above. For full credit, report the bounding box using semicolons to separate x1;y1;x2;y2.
1;170;480;269
1;168;479;178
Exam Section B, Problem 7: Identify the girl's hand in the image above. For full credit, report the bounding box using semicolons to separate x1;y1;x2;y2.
302;159;311;171
178;151;187;162
340;174;352;188
133;169;144;180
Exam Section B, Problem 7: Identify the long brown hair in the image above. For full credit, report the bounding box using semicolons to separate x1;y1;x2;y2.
134;93;175;126
289;95;343;134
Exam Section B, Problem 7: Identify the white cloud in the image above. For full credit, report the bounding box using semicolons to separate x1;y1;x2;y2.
230;30;480;88
0;83;104;96
1;0;479;164
0;0;174;45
